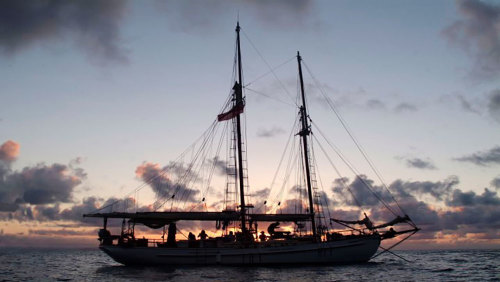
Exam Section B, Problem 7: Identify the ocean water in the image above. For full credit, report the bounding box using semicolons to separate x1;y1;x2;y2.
0;248;498;281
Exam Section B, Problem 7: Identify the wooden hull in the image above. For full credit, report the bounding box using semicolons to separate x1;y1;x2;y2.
100;235;380;266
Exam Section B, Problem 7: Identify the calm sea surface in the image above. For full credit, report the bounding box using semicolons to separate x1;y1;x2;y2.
0;248;498;281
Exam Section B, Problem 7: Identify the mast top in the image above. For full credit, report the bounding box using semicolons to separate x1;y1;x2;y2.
236;21;240;32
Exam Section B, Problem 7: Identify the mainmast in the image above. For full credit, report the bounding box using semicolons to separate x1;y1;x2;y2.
297;51;317;238
235;22;247;236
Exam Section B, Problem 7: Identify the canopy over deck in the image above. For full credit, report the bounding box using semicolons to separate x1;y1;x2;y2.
83;211;312;223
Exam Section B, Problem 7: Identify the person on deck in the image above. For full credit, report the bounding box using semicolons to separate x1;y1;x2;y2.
198;230;208;240
227;231;235;242
198;230;208;248
267;222;280;238
166;223;177;247
259;231;267;242
188;232;196;248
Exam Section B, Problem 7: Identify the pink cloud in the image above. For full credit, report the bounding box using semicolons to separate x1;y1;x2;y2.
0;140;20;162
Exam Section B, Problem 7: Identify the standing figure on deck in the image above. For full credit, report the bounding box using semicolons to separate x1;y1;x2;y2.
166;223;177;247
188;232;196;248
198;230;208;241
198;230;208;240
198;230;208;248
259;231;267;242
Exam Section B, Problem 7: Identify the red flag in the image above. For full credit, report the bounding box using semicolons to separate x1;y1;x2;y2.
217;103;244;121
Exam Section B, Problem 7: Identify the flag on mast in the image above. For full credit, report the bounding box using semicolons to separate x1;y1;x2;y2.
217;103;244;121
217;82;244;121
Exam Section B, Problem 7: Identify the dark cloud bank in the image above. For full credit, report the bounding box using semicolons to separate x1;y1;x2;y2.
0;0;127;64
443;0;500;81
332;175;500;237
0;140;143;224
0;140;84;212
0;0;316;64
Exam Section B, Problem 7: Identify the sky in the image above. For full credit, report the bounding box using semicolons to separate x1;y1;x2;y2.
0;0;499;250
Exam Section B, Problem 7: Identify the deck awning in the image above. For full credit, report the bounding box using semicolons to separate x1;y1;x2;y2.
83;211;312;223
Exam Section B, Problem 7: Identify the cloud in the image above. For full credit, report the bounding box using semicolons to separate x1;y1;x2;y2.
0;163;86;210
440;204;500;232
209;157;232;176
60;196;139;223
0;140;20;162
1;195;143;224
252;187;270;199
256;126;286;138
13;164;83;205
365;99;386;110
488;89;500;123
29;228;94;237
135;162;199;203
446;188;500;206
0;0;127;64
455;146;500;166
390;176;458;201
0;140;86;212
157;0;315;33
394;103;418;113
442;0;500;80
332;175;392;207
358;175;499;235
491;177;500;190
457;95;481;114
405;158;437;170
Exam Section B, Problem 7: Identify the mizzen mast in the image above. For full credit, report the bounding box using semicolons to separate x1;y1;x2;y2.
297;51;317;239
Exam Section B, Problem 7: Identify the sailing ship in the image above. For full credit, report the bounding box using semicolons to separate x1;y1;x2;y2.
84;23;419;266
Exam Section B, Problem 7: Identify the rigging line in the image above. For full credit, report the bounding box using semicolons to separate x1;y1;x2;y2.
244;56;296;87
241;29;299;107
155;119;220;211
255;116;299;211
376;246;411;263
266;117;300;211
270;135;300;214
301;60;407;217
167;93;233;206
296;136;305;215
307;137;322;217
245;87;296;107
226;119;235;211
189;120;228;212
177;121;222;208
311;120;397;215
242;108;250;208
91;43;237;214
154;122;219;210
180;117;221;207
310;117;399;216
372;230;418;261
174;92;236;206
310;136;333;224
311;124;398;217
95;117;219;214
203;122;228;200
311;133;371;217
